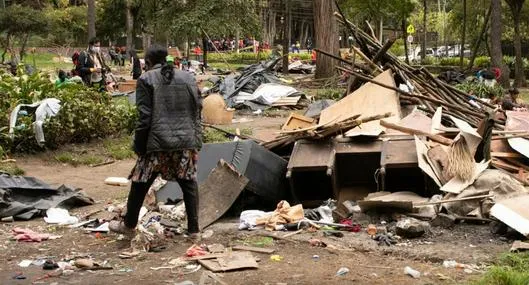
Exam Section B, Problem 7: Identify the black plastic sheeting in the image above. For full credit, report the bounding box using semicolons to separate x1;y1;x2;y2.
0;174;95;220
304;99;336;119
156;140;289;206
207;58;283;108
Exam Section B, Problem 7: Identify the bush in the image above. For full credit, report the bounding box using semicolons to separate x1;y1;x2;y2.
389;39;405;57
474;56;491;68
455;81;504;99
0;66;137;157
207;51;310;63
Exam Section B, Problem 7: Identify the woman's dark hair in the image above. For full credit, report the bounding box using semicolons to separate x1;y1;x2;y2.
58;70;67;82
89;37;100;46
145;45;173;83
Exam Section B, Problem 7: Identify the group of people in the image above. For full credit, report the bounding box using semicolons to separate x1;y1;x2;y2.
109;46;128;66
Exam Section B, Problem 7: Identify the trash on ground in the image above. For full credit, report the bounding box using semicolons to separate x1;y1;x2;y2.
336;267;350;276
44;208;79;225
12;227;62;242
404;266;421;278
104;177;129;186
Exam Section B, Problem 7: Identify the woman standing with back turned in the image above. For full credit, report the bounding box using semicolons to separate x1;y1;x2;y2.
109;46;202;239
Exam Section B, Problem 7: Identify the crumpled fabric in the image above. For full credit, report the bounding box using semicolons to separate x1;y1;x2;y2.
256;201;304;231
9;98;61;146
12;227;61;242
238;210;269;230
186;245;207;257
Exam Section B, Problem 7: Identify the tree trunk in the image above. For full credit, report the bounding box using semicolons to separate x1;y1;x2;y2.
1;33;11;63
490;0;510;87
402;20;410;65
506;0;527;87
142;32;150;53
236;30;240;53
126;1;134;53
283;0;290;75
421;0;427;61
379;17;383;44
87;0;96;40
459;0;466;68
313;0;339;79
202;37;208;68
19;33;30;61
467;6;491;70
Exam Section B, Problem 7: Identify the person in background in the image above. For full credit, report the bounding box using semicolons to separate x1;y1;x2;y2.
120;46;127;66
55;70;71;87
109;46;119;65
109;45;202;240
193;45;202;62
181;56;189;71
306;38;313;54
311;49;317;65
76;37;110;90
295;41;301;53
130;50;142;80
502;88;527;111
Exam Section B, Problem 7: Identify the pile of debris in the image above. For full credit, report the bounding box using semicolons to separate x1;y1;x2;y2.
243;7;529;240
207;58;308;112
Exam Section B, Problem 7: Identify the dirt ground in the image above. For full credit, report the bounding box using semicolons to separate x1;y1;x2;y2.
0;115;513;285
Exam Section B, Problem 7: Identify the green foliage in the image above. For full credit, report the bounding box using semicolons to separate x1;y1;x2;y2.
103;136;135;160
474;253;529;285
207;51;310;63
0;162;25;175
315;88;345;100
41;6;87;46
389;39;406;56
0;4;49;37
203;127;253;143
438;57;469;67
0;68;137;156
55;152;104;167
456;81;504;99
474;56;491;68
161;0;261;41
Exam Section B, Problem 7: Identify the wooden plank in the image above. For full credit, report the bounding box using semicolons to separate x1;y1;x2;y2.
491;152;523;158
232;245;276;254
492;159;520;172
198;251;258;272
185;253;228;261
319;70;401;136
281;113;316;131
198;160;249;230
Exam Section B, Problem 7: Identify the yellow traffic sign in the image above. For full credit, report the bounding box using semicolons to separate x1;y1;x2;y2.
407;24;415;34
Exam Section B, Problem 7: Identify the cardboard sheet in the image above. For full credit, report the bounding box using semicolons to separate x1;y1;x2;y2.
318;70;401;137
504;111;529;159
415;136;442;187
198;251;258;272
491;194;529;237
198;160;249;230
440;161;490;194
358;191;428;212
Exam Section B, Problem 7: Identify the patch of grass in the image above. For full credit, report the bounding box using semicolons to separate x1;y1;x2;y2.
238;236;274;247
203;127;253;143
474;253;529;285
315;88;345;100
54;152;104;167
23;52;72;72
103;136;134;160
0;162;25;175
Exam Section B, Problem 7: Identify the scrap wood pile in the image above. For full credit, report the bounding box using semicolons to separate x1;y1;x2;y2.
255;2;529;240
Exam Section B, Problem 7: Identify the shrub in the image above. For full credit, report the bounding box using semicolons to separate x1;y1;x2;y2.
0;66;137;157
455;81;504;99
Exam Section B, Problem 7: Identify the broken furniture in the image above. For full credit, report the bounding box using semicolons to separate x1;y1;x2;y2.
286;136;432;207
156;140;289;209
